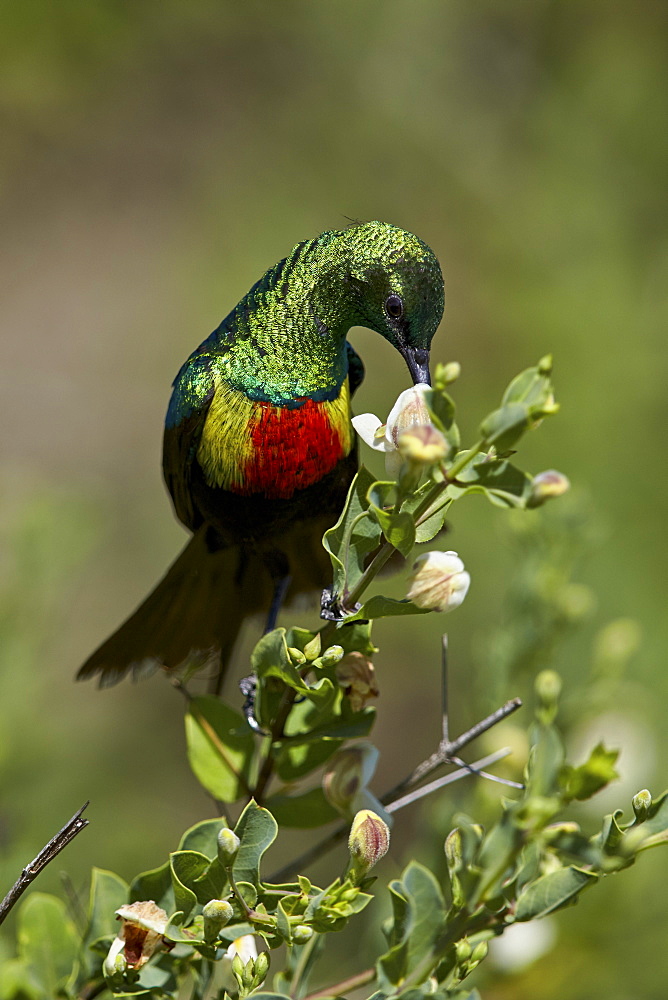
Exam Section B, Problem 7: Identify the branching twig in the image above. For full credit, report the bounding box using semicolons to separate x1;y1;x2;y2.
268;635;522;883
0;802;90;927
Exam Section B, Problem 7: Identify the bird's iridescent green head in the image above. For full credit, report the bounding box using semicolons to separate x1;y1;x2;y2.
335;221;445;385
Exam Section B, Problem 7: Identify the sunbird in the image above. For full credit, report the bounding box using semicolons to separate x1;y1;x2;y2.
78;221;444;688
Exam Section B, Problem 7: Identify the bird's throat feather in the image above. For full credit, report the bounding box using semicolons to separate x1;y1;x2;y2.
197;378;353;500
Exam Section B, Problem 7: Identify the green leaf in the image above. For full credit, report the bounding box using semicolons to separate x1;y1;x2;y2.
233;799;278;888
414;497;451;543
377;862;447;988
0;959;43;1000
275;735;344;781
178;816;227;858
479;401;532;453
83;868;128;960
526;722;565;798
185;696;254;803
250;994;293;1000
560;743;619;801
129;861;175;914
501;358;553;408
369;507;416;558
447;455;533;509
252;629;303;688
333;620;377;657
323;467;381;597
480;359;557;452
265;787;339;828
515;865;598;920
595;809;626;856
425;386;459;452
344;595;431;623
17;893;79;996
170;850;211;918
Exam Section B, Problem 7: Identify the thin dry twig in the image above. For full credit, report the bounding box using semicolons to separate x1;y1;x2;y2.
0;802;90;927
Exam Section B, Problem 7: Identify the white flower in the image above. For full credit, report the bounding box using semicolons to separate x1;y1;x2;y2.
352;385;447;478
225;934;258;962
489;918;557;971
406;550;471;612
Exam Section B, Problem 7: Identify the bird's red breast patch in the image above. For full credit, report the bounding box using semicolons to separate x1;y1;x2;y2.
197;378;353;499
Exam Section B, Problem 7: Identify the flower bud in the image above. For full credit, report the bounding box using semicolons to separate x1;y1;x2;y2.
335;651;379;712
436;361;461;385
217;827;241;865
202;899;234;943
406;551;470;612
348;809;390;880
253;950;270;984
323;743;378;817
303;634;322;660
535;670;561;710
288;646;306;665
397;424;449;466
320;644;345;668
231;953;247;985
292;924;314;945
632;788;652;822
471;941;488;964
455;938;472;963
527;470;570;507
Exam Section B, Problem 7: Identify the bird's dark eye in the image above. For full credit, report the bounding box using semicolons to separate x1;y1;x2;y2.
385;293;404;319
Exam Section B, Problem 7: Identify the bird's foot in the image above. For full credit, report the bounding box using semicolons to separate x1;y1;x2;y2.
239;674;270;736
320;587;362;622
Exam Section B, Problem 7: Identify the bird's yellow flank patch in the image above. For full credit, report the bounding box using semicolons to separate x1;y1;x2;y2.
197;378;353;499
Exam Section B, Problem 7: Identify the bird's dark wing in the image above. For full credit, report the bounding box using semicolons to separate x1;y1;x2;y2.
163;354;215;532
346;340;365;396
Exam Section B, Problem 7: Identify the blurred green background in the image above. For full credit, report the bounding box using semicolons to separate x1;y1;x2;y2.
1;1;666;996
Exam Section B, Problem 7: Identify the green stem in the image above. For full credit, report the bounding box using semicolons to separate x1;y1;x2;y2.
289;932;320;999
447;439;485;481
302;966;376;1000
343;441;485;612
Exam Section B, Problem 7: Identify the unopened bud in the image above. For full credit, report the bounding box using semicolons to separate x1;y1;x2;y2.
348;809;390;880
444;828;463;870
471;941;488;964
231;953;246;984
320;644;345;668
632;788;652;822
253;950;270;983
217;827;240;865
292;925;314;945
303;634;322;660
202;899;234;943
527;470;570;507
397;425;449;466
437;361;461;385
455;938;472;963
538;354;553;375
535;670;561;710
288;646;306;665
323;743;378;817
407;551;470;613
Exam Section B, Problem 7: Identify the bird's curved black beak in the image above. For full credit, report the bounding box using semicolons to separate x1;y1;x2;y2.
401;345;431;385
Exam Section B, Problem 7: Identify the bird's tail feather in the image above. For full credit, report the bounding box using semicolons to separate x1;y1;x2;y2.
77;528;269;688
77;518;337;689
